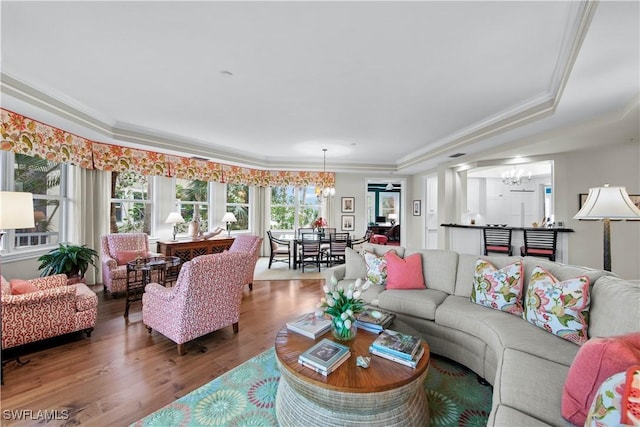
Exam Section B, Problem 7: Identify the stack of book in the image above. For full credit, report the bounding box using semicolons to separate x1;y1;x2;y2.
286;313;331;339
298;338;351;376
355;307;396;334
369;329;424;368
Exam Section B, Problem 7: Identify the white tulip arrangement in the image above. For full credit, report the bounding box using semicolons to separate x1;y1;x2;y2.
319;275;370;340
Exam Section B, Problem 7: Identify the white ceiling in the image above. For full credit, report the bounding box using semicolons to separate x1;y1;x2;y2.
1;1;638;174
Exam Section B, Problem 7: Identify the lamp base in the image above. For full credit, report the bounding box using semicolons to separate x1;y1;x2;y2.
603;218;611;272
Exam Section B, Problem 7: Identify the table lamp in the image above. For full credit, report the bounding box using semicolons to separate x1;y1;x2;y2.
0;191;35;247
573;185;640;271
165;212;185;241
221;212;237;237
388;213;398;226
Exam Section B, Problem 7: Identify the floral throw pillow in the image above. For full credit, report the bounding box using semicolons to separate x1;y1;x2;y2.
524;266;590;345
363;251;388;286
470;259;524;315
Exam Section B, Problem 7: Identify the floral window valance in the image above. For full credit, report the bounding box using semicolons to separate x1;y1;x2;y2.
1;108;335;187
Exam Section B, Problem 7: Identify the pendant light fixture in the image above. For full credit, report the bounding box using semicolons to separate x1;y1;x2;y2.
321;148;335;197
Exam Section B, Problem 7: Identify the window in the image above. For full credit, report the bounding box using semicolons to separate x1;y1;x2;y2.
176;179;209;234
7;153;67;250
270;185;321;231
110;171;152;234
226;184;250;232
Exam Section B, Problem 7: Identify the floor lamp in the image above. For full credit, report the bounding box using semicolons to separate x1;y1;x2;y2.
0;191;35;383
573;185;640;271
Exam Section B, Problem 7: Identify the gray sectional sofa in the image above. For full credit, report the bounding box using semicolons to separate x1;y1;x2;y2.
324;243;640;426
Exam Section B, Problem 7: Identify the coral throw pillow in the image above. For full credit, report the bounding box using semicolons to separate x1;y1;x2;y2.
114;250;152;265
562;333;640;426
524;266;590;345
384;251;426;290
470;259;523;315
10;279;39;294
363;251;388;286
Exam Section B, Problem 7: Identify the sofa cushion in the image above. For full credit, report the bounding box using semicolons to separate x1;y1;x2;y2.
522;257;611;296
496;348;570;426
364;250;389;286
454;254;522;297
524;266;590;345
379;289;448;321
470;259;523;316
344;247;367;280
436;295;579;366
589;275;640;338
384;251;425;290
10;279;39;294
562;333;640;426
405;249;458;294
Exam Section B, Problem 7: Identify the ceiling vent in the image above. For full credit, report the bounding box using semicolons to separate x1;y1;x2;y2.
449;153;466;158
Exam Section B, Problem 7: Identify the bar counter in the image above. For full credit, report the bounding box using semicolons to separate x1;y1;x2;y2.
441;224;574;263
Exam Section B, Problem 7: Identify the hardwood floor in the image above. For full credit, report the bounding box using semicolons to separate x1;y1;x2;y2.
1;279;324;426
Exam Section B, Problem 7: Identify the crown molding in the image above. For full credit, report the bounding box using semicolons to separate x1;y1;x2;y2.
395;0;597;173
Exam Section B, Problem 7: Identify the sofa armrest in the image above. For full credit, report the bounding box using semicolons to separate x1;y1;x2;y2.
29;274;69;290
1;285;76;308
324;265;346;284
102;257;117;270
143;282;175;301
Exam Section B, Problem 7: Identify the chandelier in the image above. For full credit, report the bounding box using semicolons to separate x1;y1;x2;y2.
501;168;532;186
321;148;335;197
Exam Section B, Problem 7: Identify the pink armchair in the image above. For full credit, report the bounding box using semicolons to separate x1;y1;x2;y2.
100;233;152;296
227;234;263;290
1;274;97;350
142;252;252;355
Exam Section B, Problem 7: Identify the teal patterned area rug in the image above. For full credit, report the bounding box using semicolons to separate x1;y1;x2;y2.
133;347;492;427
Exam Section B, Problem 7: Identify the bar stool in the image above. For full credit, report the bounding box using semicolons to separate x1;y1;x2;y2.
483;227;513;256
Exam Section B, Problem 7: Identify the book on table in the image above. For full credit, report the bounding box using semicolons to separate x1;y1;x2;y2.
286;313;331;339
369;329;422;361
370;344;425;369
355;307;396;333
298;338;351;375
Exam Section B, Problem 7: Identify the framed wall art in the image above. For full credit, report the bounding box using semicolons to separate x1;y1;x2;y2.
413;200;421;216
341;197;355;213
341;215;355;231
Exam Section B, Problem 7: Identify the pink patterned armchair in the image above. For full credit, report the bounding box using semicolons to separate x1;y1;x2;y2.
100;233;152;296
227;234;263;290
1;274;98;350
142;252;252;355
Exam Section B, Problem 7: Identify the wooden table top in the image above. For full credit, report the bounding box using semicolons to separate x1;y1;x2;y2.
274;324;430;394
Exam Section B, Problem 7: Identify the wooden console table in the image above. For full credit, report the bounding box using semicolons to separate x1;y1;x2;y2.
156;237;235;266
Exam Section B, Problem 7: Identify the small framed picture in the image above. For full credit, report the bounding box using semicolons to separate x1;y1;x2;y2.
341;197;355;213
341;215;355;231
413;200;421;216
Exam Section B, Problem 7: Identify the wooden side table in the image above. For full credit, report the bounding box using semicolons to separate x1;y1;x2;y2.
274;323;430;426
156;237;234;267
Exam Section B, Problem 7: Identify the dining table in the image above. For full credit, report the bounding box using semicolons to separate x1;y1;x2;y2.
283;231;352;270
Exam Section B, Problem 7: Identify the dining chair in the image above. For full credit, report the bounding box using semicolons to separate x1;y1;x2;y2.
521;229;558;261
327;232;350;266
300;233;322;272
297;228;314;239
266;230;291;269
483;227;513;256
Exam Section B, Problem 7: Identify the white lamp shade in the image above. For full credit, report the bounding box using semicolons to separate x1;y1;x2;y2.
388;213;398;220
165;211;185;224
0;191;35;229
574;186;640;219
221;212;237;223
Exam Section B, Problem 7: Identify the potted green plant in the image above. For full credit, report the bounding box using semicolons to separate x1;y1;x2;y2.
38;243;99;284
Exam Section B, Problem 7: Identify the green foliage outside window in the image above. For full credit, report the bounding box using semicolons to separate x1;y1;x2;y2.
226;184;249;231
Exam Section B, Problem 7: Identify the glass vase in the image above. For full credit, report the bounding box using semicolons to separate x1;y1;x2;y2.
331;317;357;341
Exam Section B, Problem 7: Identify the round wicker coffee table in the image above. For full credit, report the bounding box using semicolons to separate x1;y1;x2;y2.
274;321;430;427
